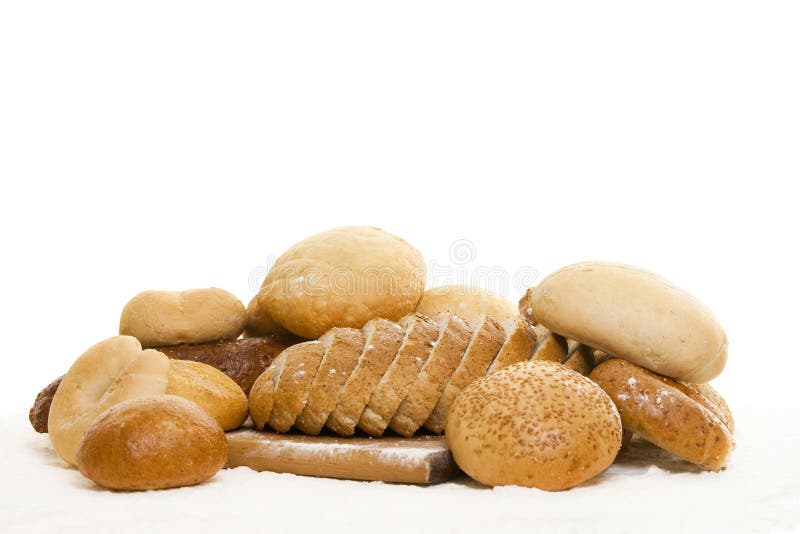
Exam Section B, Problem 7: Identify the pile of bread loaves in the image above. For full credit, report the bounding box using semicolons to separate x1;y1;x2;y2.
30;226;733;492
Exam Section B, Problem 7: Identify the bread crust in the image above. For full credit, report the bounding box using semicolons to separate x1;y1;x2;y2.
295;328;366;435
166;360;248;431
389;314;472;437
259;227;426;339
268;341;325;433
76;395;227;490
48;336;170;466
245;290;291;337
589;358;734;470
487;318;537;373
530;325;568;363
119;288;246;348
248;365;278;430
446;360;622;491
326;318;404;436
358;314;439;437
561;343;596;376
425;315;504;434
530;262;728;382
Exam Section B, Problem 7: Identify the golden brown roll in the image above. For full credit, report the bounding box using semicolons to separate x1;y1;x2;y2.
416;285;518;328
120;288;247;348
256;226;426;339
589;358;734;470
166;360;248;431
446;360;622;491
76;395;227;490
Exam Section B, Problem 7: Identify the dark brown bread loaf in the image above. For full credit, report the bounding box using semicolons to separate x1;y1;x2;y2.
29;334;299;433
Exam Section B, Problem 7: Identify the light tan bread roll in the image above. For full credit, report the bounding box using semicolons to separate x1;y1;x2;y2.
389;314;472;437
358;314;439;437
529;262;728;382
245;291;291;337
120;288;246;348
166;360;248;431
415;285;518;327
249;365;278;430
446;360;622;491
295;328;366;435
76;395;227;490
486;318;537;373
425;314;504;434
530;325;568;363
48;336;170;466
326;318;405;436
268;341;325;432
589;358;734;470
257;226;426;339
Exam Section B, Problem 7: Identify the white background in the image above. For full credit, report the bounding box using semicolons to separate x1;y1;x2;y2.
1;1;798;532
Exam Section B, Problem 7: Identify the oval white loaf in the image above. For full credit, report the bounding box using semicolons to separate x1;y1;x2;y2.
530;262;727;382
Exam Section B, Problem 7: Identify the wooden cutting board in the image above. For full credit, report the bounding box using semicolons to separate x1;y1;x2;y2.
225;429;460;484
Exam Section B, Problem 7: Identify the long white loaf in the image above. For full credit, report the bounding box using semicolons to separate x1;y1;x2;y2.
530;262;727;382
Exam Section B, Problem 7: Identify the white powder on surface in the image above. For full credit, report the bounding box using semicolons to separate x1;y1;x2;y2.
1;405;798;534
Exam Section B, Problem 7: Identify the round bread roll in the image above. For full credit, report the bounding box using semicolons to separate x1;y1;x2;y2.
257;226;426;339
166;360;248;430
76;395;227;490
415;285;517;328
446;360;622;491
589;358;734;471
529;262;728;382
120;288;247;348
245;291;291;337
48;336;170;466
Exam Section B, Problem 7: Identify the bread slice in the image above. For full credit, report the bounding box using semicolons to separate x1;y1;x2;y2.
268;341;325;433
358;314;439;437
486;318;537;374
248;365;279;430
295;328;366;435
562;342;595;376
389;313;472;437
326;318;405;436
424;314;504;434
530;324;568;362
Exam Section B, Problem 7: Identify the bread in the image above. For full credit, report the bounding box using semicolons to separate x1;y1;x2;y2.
528;262;728;382
295;328;366;435
268;341;325;432
446;360;622;490
156;335;300;394
166;360;248;431
486;318;537;373
245;291;291;337
256;226;426;339
425;314;504;434
28;335;296;434
589;358;734;470
415;285;518;327
119;288;247;347
48;336;170;466
76;395;227;490
29;375;63;433
389;313;472;437
682;381;735;433
358;314;439;437
562;342;595;376
529;325;568;363
326;318;405;436
248;365;278;430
